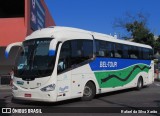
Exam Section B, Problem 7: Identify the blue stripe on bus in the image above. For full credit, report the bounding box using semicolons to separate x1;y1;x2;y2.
5;51;9;58
89;58;151;71
49;50;56;56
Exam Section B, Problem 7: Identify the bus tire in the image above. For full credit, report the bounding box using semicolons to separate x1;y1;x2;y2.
81;81;96;101
136;77;143;90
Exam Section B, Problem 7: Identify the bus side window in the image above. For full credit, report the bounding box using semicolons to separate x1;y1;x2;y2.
138;47;143;59
128;46;138;59
149;49;153;60
143;48;150;60
108;42;114;57
123;45;128;58
71;40;93;66
58;41;71;74
114;43;123;58
95;40;109;57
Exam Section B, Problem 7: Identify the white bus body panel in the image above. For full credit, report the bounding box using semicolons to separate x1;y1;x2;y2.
12;75;57;102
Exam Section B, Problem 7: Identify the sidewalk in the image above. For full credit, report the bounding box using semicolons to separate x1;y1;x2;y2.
0;85;11;90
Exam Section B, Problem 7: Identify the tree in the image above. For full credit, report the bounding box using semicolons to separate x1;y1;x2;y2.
114;12;160;55
114;12;154;47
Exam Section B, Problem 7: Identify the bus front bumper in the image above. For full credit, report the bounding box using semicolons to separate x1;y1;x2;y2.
12;90;57;102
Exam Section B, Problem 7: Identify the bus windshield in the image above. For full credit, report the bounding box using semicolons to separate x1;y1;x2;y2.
14;38;56;80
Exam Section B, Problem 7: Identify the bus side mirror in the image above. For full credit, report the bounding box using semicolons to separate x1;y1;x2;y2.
49;39;58;56
5;42;22;58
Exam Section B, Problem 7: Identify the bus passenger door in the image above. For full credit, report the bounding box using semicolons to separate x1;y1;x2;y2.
57;71;71;101
56;41;72;101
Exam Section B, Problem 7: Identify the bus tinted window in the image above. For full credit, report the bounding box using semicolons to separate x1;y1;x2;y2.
143;48;153;60
128;46;139;59
149;49;153;59
108;42;114;57
144;48;148;59
138;47;143;59
115;43;123;58
123;45;129;58
96;40;115;57
83;40;93;58
58;39;93;73
96;40;107;57
58;41;71;73
95;39;152;60
71;40;93;66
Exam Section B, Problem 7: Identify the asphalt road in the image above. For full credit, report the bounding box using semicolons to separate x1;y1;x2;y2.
0;81;160;116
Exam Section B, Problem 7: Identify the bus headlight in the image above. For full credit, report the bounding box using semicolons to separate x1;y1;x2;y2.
12;85;18;90
41;84;55;92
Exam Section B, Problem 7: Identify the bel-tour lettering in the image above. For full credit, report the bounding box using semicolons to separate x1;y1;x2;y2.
100;61;117;68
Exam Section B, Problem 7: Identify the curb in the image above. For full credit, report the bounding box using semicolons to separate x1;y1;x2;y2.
0;85;11;90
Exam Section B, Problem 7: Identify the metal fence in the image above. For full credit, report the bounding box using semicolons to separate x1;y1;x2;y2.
0;74;11;86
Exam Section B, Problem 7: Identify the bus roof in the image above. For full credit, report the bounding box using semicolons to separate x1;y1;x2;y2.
25;26;152;49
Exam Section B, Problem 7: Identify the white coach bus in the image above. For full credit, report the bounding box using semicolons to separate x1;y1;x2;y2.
6;26;154;102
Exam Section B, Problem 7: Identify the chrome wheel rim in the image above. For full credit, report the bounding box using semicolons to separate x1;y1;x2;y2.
84;86;92;97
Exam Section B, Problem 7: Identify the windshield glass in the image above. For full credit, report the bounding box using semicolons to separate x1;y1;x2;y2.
14;38;56;80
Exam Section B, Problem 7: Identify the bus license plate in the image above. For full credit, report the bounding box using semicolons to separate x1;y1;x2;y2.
24;94;32;97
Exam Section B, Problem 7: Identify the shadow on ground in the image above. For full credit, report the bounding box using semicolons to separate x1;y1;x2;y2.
11;87;143;106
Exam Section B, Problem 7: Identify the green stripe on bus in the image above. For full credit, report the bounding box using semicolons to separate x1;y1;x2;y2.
94;64;150;88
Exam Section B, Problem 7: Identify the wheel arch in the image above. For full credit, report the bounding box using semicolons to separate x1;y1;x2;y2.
83;79;99;95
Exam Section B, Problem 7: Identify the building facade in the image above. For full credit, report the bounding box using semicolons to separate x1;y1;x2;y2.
0;0;55;74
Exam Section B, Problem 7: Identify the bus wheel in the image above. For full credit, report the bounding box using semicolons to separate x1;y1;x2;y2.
136;77;143;90
81;81;96;101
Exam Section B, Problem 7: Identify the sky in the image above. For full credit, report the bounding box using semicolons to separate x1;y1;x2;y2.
45;0;160;38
